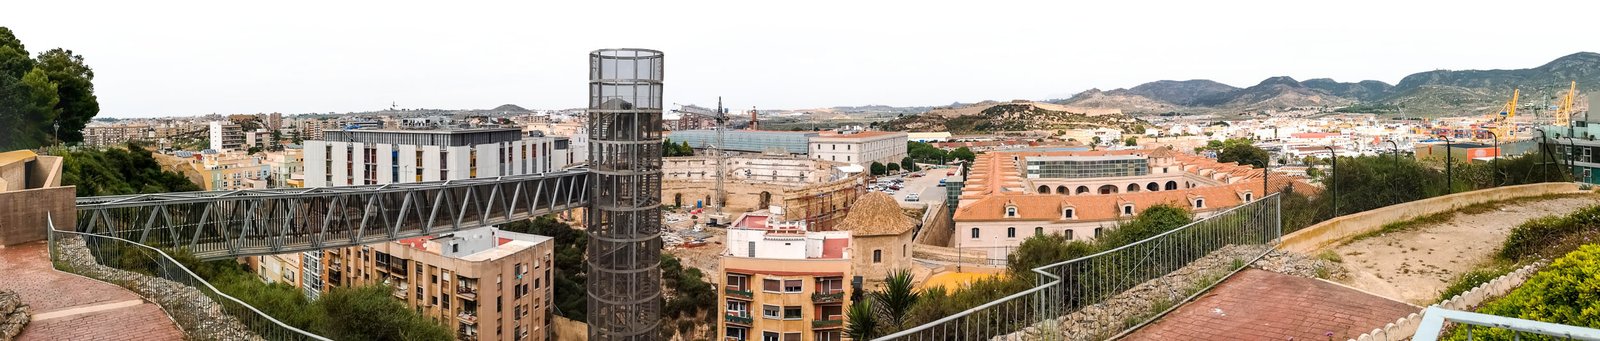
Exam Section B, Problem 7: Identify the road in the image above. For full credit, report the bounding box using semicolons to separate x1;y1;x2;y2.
874;165;960;207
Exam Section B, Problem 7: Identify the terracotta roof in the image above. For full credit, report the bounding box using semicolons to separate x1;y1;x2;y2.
957;173;1310;222
833;192;918;236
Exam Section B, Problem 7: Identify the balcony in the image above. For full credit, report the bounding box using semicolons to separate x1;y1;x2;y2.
725;312;753;326
457;312;478;326
457;286;478;301
724;287;753;300
811;291;844;303
812;319;843;329
457;331;479;341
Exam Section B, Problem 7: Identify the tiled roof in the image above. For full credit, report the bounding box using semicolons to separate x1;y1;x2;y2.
833;192;918;236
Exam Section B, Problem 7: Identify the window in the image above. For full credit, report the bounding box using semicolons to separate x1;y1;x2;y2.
1244;193;1253;201
763;332;781;341
1122;205;1134;215
782;306;802;320
1006;227;1016;238
970;228;980;238
1194;199;1205;208
783;280;803;292
1035;227;1044;236
451;244;458;253
762;305;781;319
816;331;842;341
1005;206;1018;218
784;332;802;341
727;301;749;315
1065;230;1074;240
763;279;781;292
1094;228;1104;238
1063;208;1075;219
727;274;749;291
872;250;882;263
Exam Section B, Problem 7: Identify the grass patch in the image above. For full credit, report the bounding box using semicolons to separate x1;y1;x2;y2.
1436;261;1516;303
1457;192;1592;215
1316;250;1343;264
1342;193;1597;246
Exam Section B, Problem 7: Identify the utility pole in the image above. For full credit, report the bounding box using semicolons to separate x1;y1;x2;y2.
1323;146;1337;217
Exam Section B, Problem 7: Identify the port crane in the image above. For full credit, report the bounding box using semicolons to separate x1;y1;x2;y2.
1492;89;1520;139
1555;81;1579;127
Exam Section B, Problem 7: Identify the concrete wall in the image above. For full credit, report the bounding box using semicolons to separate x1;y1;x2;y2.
0;186;76;246
1278;183;1581;253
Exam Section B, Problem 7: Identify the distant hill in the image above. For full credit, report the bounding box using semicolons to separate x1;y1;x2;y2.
880;101;1145;134
1046;52;1599;117
491;104;531;112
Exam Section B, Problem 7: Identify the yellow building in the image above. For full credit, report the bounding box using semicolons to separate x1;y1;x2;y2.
718;213;853;341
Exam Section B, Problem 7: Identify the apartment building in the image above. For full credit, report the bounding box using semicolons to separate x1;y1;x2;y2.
265;148;303;188
194;150;270;191
209;121;245;151
302;127;569;187
719;213;853;341
809;131;908;167
318;227;555;341
82;123;151;147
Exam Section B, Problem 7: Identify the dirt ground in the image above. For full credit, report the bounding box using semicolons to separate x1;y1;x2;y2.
1330;194;1599;305
663;211;728;277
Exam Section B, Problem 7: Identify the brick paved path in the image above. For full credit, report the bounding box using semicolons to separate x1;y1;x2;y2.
1124;269;1419;341
0;241;184;340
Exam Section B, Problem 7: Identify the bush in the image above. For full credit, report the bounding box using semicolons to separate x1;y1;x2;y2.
1461;245;1600;340
1436;265;1514;303
1499;205;1600;261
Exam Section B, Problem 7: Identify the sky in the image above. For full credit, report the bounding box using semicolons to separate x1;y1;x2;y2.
4;0;1599;118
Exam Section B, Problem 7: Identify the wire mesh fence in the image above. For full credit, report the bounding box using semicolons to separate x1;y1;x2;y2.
46;216;330;341
878;194;1282;341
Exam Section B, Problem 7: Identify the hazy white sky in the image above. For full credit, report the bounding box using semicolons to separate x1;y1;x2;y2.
4;0;1597;118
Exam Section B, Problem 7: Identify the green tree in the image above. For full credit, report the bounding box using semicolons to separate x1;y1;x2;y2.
846;300;878;340
871;269;921;332
0;27;54;150
313;286;453;341
950;147;976;164
1007;232;1097;275
1091;136;1102;146
1216;139;1269;167
1096;204;1193;247
1124;137;1138;146
901;156;919;172
34;48;99;144
500;215;589;320
870;162;887;176
886;162;901;173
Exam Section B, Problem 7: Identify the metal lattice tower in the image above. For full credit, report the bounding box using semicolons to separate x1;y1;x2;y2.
586;48;664;340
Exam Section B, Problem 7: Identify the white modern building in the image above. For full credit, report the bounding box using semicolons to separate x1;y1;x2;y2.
808;131;908;167
209;121;244;151
303;127;571;187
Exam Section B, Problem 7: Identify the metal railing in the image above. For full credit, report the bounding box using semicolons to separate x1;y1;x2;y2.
877;194;1281;340
1414;306;1600;341
46;215;331;341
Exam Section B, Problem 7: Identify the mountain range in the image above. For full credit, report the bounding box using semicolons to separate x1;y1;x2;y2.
1050;52;1600;117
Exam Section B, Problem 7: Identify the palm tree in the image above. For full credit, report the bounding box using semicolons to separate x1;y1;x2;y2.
871;269;921;331
846;300;878;340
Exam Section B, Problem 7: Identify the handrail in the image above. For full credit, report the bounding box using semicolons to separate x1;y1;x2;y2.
876;193;1281;340
1413;306;1600;341
47;214;332;341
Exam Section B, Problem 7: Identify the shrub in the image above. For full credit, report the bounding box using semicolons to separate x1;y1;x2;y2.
1461;245;1600;340
1499;204;1600;261
1436;265;1514;303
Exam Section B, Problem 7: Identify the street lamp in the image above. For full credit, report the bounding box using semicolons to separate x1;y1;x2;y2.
1442;135;1454;194
1535;128;1557;183
1385;139;1400;165
1323;145;1337;217
1486;130;1500;187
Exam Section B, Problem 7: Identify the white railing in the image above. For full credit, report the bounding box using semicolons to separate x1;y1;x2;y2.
1413;306;1600;341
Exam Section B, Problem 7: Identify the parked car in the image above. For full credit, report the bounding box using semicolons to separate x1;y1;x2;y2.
906;193;920;202
937;179;947;187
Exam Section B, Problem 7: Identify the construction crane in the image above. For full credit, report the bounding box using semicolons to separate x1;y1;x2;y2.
1556;81;1578;127
670;99;731;223
1494;89;1520;139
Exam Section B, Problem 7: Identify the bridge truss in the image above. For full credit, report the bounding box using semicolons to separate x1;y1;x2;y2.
73;170;591;260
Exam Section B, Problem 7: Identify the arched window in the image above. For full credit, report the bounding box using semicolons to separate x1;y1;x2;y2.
1006;227;1016;238
1034;227;1044;236
1005;206;1018;218
1076;186;1090;194
1098;185;1117;194
1038;185;1050;194
1147;182;1160;192
1064;230;1074;240
1126;183;1140;192
1056;185;1068;194
1063;208;1075;219
970;228;981;238
1122;204;1134;216
873;250;882;263
1165;181;1178;190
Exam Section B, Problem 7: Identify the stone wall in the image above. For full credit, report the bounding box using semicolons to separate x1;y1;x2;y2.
0;186;76;247
0;290;27;341
1278;183;1580;253
54;235;265;341
664;170;864;229
1347;262;1544;341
